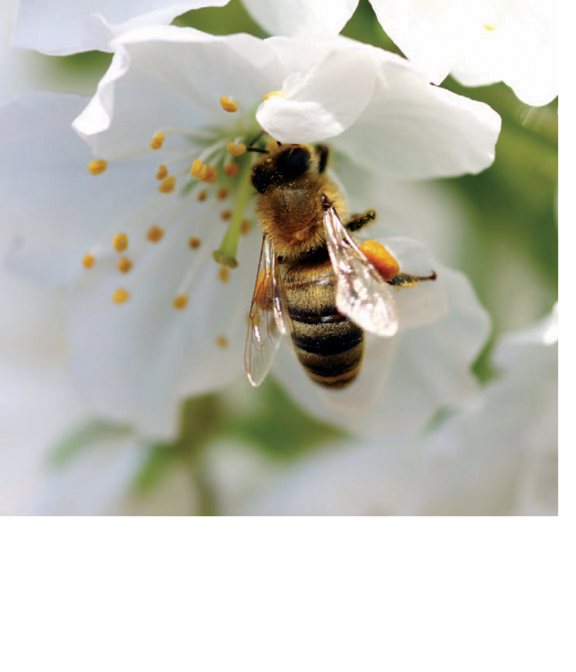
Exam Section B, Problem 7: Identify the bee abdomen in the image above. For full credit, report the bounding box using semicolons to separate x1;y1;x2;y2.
284;258;364;388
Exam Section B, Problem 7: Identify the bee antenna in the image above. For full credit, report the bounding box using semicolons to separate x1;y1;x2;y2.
246;147;268;154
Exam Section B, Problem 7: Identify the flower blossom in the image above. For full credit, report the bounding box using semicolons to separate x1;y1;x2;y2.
0;28;498;439
242;308;558;516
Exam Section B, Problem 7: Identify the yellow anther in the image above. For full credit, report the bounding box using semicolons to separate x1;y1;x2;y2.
150;132;165;150
156;164;168;180
263;90;283;101
197;190;208;202
216;335;229;349
82;253;96;269
172;294;188;310
113;233;128;253
218;266;230;283
188;237;202;249
112;288;130;304
217;187;229;200
483;23;495;31
219;96;239;113
240;219;252;236
191;159;208;180
88;160;108;176
117;257;133;274
220;209;232;221
226;142;246;157
147;225;165;243
224;163;240;177
159;175;176;193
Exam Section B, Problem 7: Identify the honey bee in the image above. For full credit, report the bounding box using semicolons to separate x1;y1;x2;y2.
245;142;436;389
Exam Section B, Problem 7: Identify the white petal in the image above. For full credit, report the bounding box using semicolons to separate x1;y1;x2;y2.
13;0;230;55
370;0;558;106
256;41;377;143
273;254;490;437
243;0;358;38
335;53;501;179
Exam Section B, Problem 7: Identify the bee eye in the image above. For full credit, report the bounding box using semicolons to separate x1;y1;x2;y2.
251;165;272;193
276;147;311;180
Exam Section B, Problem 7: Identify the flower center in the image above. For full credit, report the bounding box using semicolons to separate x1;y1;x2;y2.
80;95;266;326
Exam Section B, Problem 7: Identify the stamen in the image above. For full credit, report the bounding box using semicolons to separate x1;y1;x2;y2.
220;209;232;221
150;132;165;150
224;163;240;177
190;159;217;183
113;233;128;253
217;187;229;200
88;160;108;175
172;294;188;310
112;288;130;304
197;190;208;202
117;257;133;274
227;142;246;156
240;219;252;236
159;175;176;193
156;164;168;180
82;253;96;269
219;96;239;113
188;237;202;250
263;90;283;100
215;335;229;349
147;225;165;243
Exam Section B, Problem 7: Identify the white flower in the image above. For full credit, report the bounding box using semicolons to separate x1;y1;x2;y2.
12;0;230;55
242;308;557;515
0;28;498;439
243;0;558;107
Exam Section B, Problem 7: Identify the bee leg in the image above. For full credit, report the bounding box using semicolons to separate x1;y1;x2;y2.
388;271;437;287
346;209;376;232
315;144;330;173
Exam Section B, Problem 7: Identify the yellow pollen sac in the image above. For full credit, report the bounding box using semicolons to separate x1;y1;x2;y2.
117;257;133;274
88;160;108;176
360;240;400;281
147;225;165;243
218;266;230;283
197;190;208;202
159;175;176;193
240;219;252;236
82;253;96;269
220;209;232;221
150;132;165;150
226;142;246;157
112;288;130;304
191;159;209;180
113;233;128;253
219;96;239;113
216;335;229;349
156;164;168;180
188;237;202;249
217;187;229;200
224;163;240;177
263;90;283;101
172;294;188;310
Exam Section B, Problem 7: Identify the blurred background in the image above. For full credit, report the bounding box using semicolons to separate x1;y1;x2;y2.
0;0;557;515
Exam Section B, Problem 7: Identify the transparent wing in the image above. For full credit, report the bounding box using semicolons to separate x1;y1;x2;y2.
323;204;398;337
244;235;287;387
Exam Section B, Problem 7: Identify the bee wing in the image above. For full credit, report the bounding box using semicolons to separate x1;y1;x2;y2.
244;235;288;387
323;204;398;337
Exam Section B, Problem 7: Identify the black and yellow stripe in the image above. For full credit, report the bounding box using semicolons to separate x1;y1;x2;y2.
283;258;364;388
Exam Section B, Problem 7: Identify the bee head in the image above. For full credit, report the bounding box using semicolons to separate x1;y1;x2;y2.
251;145;314;194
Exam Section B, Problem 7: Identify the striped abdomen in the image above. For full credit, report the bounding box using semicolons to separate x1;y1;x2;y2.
283;256;364;388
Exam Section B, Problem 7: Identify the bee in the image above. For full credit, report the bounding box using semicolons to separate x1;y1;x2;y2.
245;142;436;389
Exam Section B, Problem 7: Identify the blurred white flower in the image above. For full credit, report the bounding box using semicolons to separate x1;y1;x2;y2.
0;28;498;439
242;307;558;515
12;0;230;55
